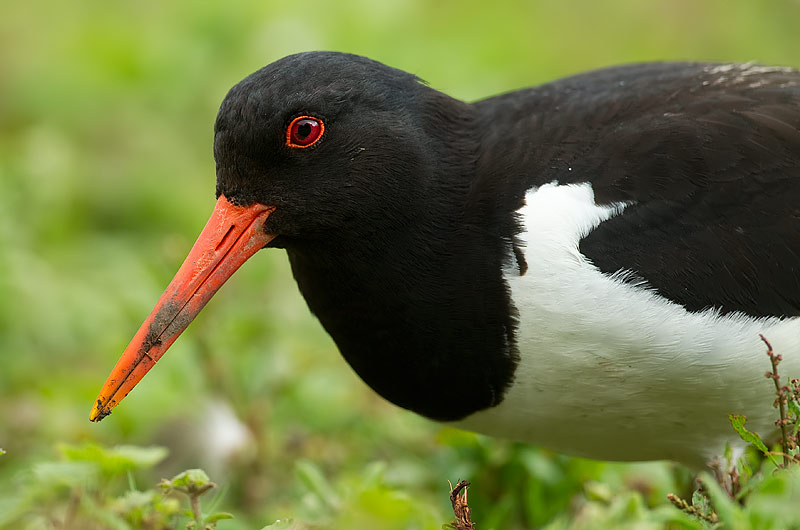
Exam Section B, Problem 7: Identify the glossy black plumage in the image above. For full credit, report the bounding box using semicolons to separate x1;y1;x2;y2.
475;63;800;317
215;53;520;420
212;52;800;423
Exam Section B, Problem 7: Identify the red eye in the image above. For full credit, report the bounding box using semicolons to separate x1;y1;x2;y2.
286;116;324;148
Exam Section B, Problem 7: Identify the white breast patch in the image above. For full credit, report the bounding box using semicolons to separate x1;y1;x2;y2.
450;182;800;467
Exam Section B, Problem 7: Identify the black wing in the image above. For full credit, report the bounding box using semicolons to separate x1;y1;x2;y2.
478;62;800;317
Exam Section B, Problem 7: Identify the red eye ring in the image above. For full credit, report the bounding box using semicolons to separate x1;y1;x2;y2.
286;116;324;148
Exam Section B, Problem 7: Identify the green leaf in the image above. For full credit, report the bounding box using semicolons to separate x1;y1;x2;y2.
110;445;169;468
359;461;387;489
165;469;216;497
584;481;613;503
728;414;779;466
58;442;168;475
698;472;742;526
0;448;5;455
80;493;131;530
690;489;711;517
171;468;211;487
788;399;800;437
112;489;181;527
204;512;234;523
788;397;800;417
295;460;340;511
32;460;98;487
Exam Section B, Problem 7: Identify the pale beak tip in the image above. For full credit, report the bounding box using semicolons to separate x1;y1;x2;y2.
89;400;111;422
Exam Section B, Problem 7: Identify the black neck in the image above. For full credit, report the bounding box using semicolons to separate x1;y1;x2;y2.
285;221;518;421
282;92;520;421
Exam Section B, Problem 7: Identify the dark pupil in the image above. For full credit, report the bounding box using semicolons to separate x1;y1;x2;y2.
297;122;312;139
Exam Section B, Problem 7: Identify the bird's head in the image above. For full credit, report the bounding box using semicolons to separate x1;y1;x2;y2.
90;52;475;421
214;52;446;242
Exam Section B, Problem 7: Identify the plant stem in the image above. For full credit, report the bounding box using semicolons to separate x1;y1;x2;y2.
449;480;475;530
191;494;204;528
61;488;81;529
760;334;790;467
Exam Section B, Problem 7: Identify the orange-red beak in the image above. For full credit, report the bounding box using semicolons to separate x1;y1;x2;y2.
89;195;275;422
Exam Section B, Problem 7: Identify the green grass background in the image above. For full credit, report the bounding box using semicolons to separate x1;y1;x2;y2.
1;0;800;528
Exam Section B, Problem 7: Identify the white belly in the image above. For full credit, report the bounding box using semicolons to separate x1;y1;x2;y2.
451;182;800;467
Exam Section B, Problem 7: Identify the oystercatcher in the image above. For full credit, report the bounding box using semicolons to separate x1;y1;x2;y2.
90;52;800;467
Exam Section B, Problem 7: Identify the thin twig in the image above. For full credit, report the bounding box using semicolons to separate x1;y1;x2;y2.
765;450;800;464
708;457;741;500
667;493;718;524
61;488;81;529
760;334;790;467
449;479;476;530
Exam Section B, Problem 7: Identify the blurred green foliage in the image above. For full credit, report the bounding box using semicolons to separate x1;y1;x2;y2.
2;0;800;528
